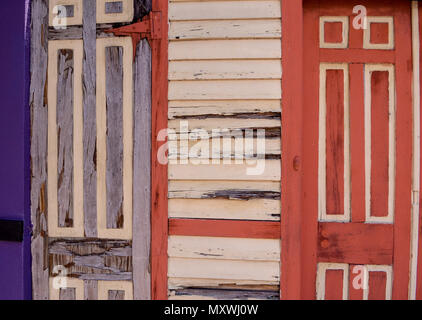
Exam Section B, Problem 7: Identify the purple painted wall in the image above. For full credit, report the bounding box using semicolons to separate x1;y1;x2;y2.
0;0;32;299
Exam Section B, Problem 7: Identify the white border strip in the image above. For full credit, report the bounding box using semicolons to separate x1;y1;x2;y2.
319;16;349;49
318;63;351;222
363;16;394;50
316;263;349;300
49;0;83;26
364;64;396;224
47;40;84;238
96;37;133;240
49;278;84;300
96;0;134;24
410;0;420;300
363;265;393;300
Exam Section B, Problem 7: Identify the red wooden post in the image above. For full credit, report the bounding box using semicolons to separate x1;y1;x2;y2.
280;0;304;300
151;0;169;300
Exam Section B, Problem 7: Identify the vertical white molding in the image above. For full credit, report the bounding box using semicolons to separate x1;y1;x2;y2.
410;0;420;300
316;263;349;300
318;63;350;222
47;40;84;238
363;265;393;300
364;64;395;224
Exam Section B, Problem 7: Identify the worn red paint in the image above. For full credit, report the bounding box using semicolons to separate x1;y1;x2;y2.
280;0;304;300
151;0;169;301
169;219;281;239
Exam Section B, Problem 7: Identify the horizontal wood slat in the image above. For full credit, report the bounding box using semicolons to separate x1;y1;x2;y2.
169;198;280;220
169;1;281;20
169;160;281;181
169;219;281;239
169;19;281;40
169;100;281;118
169;40;281;60
169;60;282;80
169;288;279;300
168;236;280;261
168;180;280;199
169;80;282;100
317;222;394;265
168;257;280;281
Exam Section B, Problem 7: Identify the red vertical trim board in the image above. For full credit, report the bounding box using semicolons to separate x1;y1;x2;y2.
280;0;304;300
301;0;320;300
392;2;413;299
417;3;422;300
151;0;169;300
350;64;366;223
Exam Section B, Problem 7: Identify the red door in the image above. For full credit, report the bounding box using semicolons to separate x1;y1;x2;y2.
302;0;413;299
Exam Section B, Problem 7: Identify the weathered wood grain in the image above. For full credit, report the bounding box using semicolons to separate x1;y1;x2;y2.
169;19;281;40
108;290;125;300
49;239;133;280
49;26;83;40
84;280;98;300
56;49;74;228
169;198;280;221
168;180;281;200
83;0;97;238
133;39;152;300
105;1;123;14
59;288;76;300
169;100;281;119
168;236;280;261
169;288;279;300
31;0;50;300
168;278;279;290
105;46;124;230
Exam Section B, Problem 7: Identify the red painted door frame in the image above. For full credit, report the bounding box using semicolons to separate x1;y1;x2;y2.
282;0;414;299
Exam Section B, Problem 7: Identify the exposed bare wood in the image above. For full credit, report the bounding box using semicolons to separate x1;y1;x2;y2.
108;290;125;300
168;100;281;119
49;239;132;280
83;0;97;238
56;49;74;228
133;39;152;300
31;0;50;300
169;288;279;300
59;288;76;300
84;280;98;300
105;46;124;230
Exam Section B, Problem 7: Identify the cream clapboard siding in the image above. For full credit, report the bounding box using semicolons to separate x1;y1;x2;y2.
168;0;282;300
